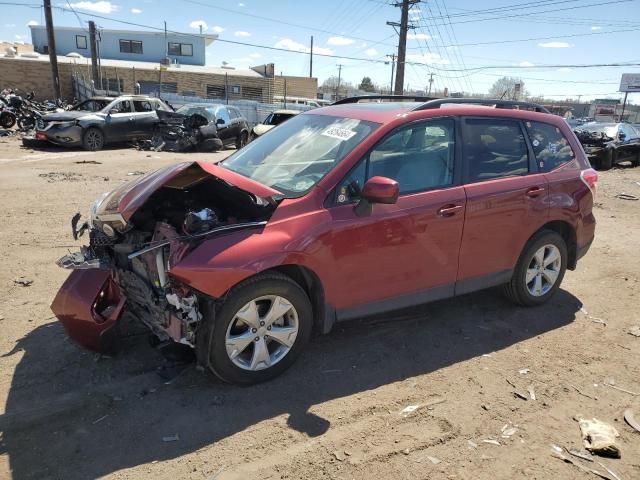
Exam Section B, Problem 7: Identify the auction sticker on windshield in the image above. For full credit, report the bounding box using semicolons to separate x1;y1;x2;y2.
322;127;357;141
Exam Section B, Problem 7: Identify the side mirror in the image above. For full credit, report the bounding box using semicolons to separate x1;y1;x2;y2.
355;176;399;217
216;118;225;126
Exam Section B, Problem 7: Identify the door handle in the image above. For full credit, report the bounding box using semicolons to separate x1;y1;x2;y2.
526;186;546;197
437;204;463;217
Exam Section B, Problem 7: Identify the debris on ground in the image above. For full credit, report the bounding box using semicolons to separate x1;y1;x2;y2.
501;425;518;438
518;368;530;375
162;434;180;442
624;409;640;433
332;450;346;461
425;455;441;464
551;446;618;480
569;383;598;400
467;440;478;449
568;448;595;462
38;172;82;182
92;414;108;425
598;462;623;480
614;193;639;201
13;277;33;287
603;380;639;396
74;160;102;164
482;439;501;446
577;417;621;458
627;325;640;337
580;307;608;326
127;170;145;176
399;397;446;416
528;386;536;401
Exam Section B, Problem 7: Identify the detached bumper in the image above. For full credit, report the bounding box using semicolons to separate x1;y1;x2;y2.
51;269;126;352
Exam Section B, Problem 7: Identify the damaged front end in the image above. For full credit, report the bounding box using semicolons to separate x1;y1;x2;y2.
51;161;279;352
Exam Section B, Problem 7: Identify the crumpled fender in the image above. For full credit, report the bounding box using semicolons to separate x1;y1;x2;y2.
168;216;330;299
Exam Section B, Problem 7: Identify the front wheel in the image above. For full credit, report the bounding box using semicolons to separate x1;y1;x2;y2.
0;111;16;129
503;230;567;306
197;272;313;385
82;127;104;151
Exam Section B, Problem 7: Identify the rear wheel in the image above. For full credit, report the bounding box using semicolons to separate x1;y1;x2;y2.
503;230;567;306
197;272;313;385
598;149;613;170
82;127;104;151
236;131;248;149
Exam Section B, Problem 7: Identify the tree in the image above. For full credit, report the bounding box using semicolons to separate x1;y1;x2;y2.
358;76;376;92
487;77;528;100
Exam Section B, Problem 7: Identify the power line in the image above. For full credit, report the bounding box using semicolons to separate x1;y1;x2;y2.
34;5;640;73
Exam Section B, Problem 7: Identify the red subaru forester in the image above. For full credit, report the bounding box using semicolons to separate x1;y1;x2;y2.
52;97;597;385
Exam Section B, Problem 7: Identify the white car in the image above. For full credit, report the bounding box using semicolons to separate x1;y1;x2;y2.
250;110;299;140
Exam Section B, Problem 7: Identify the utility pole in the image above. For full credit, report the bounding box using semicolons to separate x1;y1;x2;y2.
43;0;60;100
387;0;419;95
335;64;343;100
309;36;313;78
427;72;435;95
386;54;396;94
89;21;99;86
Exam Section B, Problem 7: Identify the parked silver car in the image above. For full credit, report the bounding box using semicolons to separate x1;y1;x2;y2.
35;95;172;150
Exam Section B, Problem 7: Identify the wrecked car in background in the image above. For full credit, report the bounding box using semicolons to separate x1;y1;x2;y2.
34;95;172;150
250;109;299;141
147;109;223;153
574;122;640;170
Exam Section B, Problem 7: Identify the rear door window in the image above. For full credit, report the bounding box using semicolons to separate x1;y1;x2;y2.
524;120;575;172
133;100;153;112
463;118;529;182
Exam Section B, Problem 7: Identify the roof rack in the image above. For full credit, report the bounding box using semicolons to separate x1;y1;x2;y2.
332;95;438;105
412;98;550;113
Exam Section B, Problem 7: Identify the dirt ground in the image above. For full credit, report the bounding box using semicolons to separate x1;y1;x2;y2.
0;134;638;480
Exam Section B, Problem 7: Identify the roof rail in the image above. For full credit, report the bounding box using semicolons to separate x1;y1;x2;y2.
332;95;438;105
412;98;550;113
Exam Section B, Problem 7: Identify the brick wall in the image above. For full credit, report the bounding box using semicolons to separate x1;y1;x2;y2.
273;75;318;99
0;57;318;102
0;58;74;100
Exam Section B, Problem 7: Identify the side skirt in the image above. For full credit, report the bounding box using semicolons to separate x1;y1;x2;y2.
333;269;514;324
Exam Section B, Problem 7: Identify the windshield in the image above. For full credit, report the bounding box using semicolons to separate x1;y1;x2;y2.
72;99;110;112
176;105;216;122
264;112;295;126
221;113;378;196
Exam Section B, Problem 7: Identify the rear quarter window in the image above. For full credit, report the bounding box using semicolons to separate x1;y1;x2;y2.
525;121;575;172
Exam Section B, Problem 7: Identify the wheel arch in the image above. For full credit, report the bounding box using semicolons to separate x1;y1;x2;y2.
529;220;577;270
259;264;333;335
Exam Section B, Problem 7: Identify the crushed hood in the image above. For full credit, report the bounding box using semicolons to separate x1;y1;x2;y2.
96;161;282;222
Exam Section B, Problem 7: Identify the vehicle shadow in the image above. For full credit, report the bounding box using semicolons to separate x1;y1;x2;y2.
0;288;581;479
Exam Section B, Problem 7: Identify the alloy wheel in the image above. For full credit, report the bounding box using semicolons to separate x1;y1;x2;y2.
86;130;103;150
225;295;299;371
525;244;561;297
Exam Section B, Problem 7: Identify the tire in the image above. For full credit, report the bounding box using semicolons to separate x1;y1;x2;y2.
0;111;16;129
235;131;248;149
503;230;567;307
197;272;313;385
599;149;613;170
82;127;104;151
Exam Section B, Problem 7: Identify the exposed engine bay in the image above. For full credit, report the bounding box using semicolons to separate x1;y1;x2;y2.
57;162;276;347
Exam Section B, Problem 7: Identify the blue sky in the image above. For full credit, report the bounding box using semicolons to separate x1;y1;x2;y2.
2;0;640;101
